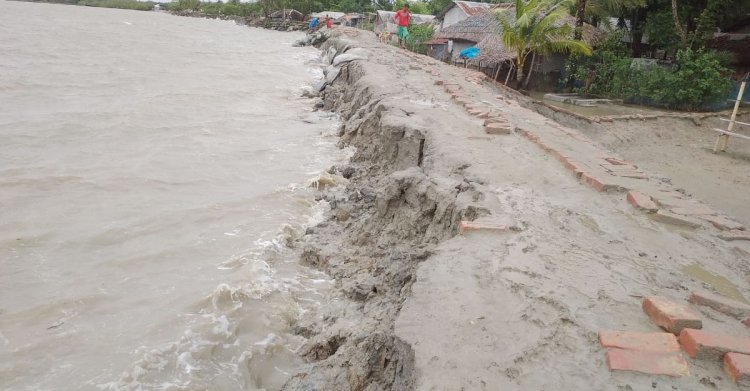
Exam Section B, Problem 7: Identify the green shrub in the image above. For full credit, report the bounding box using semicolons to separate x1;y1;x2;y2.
567;42;731;110
405;24;433;54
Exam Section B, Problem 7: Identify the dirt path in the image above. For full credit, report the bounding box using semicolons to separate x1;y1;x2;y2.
284;28;750;390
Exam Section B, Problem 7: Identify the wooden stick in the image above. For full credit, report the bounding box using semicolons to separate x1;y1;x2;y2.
714;81;746;152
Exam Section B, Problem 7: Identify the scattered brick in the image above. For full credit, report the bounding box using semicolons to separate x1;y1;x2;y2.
599;330;680;352
652;210;702;228
703;215;745;231
680;329;750;359
484;123;511;135
605;349;689;377
581;173;619;192
719;230;750;242
725;352;750;387
643;296;703;335
458;221;508;234
670;207;717;216
600;163;640;172
434;80;444;85
605;157;634;166
616;171;649;180
467;108;484;116
627;191;658;212
688;291;750;319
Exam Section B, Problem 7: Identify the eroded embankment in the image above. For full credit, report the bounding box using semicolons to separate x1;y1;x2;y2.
281;35;488;390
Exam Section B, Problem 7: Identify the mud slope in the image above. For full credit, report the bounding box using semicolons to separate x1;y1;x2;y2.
285;29;750;391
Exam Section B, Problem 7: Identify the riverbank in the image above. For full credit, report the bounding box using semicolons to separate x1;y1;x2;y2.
283;27;750;390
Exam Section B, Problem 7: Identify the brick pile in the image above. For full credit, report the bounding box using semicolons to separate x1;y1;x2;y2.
599;294;750;386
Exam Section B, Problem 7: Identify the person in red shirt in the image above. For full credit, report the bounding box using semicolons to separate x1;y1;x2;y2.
394;4;410;49
325;15;332;29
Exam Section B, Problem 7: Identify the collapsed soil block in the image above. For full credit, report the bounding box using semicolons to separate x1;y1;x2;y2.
652;210;702;228
642;296;703;335
725;352;750;387
605;348;689;377
599;330;679;352
719;230;750;242
679;329;750;359
703;215;745;231
689;291;750;320
458;221;508;234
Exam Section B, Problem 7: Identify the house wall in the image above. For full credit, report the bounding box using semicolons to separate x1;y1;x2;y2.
541;53;566;74
441;8;467;29
452;40;476;58
427;44;449;62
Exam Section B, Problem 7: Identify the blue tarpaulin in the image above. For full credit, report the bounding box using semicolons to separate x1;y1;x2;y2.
459;47;480;59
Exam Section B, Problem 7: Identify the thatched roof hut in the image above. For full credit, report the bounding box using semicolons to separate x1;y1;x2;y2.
269;9;304;21
435;6;603;66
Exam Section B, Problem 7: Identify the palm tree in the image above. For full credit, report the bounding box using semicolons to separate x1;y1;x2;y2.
496;0;593;89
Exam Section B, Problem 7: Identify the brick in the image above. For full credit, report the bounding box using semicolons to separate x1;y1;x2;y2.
627;191;658;212
434;80;444;85
703;215;745;231
652;210;702;228
605;349;689;377
483;117;506;126
467;108;484;116
484;123;511;135
599;330;680;352
615;171;649;180
600;163;640;172
689;291;750;319
458;221;508;234
680;329;750;359
653;196;696;209
643;296;703;335
719;230;750;242
670;207;717;216
605;157;634;166
580;173;618;192
725;352;750;387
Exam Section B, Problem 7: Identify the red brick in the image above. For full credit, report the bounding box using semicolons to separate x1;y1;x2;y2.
680;329;750;359
703;215;744;231
670;207;717;216
643;296;703;335
627;191;658;212
605;157;634;166
689;291;750;320
484;123;511;135
725;353;750;387
580;173;618;192
599;330;679;352
600;163;640;172
458;221;508;234
719;230;750;242
615;171;649;180
652;210;702;228
605;349;689;377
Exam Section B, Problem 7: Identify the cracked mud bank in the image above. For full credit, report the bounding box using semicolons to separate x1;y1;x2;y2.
282;29;750;390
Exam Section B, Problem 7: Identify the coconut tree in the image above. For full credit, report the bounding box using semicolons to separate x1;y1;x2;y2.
496;0;593;89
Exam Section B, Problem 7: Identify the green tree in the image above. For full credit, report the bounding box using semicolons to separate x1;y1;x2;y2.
496;0;592;89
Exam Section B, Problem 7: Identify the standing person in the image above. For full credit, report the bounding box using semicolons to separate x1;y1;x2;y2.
394;4;410;49
307;16;319;33
325;15;332;29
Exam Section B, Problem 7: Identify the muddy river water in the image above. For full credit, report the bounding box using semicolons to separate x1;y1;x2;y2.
0;2;343;389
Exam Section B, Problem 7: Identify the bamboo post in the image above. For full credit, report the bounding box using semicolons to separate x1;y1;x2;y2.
504;61;513;86
714;81;746;152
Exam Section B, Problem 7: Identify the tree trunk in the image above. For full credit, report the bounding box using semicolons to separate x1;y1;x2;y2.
671;0;688;46
574;0;586;40
522;52;536;90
